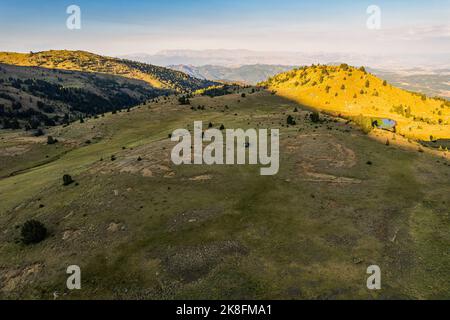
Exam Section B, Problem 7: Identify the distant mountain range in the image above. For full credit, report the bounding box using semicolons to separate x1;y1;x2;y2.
120;49;450;70
121;50;450;97
368;67;450;99
168;64;296;85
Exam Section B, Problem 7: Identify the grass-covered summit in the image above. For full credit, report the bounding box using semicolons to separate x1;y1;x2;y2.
260;64;450;140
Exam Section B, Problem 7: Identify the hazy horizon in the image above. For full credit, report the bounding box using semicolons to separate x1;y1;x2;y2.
1;0;449;67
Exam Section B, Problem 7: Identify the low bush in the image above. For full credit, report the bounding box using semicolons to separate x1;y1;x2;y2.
21;220;47;245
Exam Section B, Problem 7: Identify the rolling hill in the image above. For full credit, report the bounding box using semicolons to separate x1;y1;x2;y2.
0;63;169;129
0;51;216;130
260;64;450;141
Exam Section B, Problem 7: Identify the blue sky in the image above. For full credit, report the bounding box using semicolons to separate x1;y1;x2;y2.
0;0;449;56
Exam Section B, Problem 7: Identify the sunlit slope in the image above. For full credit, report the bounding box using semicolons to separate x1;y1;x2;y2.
0;50;215;92
260;64;450;140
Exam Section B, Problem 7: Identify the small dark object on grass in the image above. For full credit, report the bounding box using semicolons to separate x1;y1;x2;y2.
310;112;320;123
21;220;47;245
63;174;74;186
287;115;296;125
47;136;57;145
111;155;116;161
366;161;373;165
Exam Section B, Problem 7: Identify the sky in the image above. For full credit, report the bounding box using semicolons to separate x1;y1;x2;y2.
0;0;449;58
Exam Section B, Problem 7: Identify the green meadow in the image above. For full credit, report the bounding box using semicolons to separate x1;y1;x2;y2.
0;89;449;299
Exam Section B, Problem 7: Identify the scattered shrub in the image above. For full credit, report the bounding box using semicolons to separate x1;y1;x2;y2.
340;63;349;71
178;95;190;105
63;174;74;186
287;115;296;125
47;136;57;145
351;114;373;134
21;220;47;245
310;112;320;123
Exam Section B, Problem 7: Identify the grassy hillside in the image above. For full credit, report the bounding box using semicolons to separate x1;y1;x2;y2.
260;64;450;140
0;50;216;92
0;51;217;130
0;87;449;299
0;63;171;129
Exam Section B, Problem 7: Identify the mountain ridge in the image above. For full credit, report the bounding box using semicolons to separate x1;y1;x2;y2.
0;50;216;92
168;64;296;85
0;50;216;130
